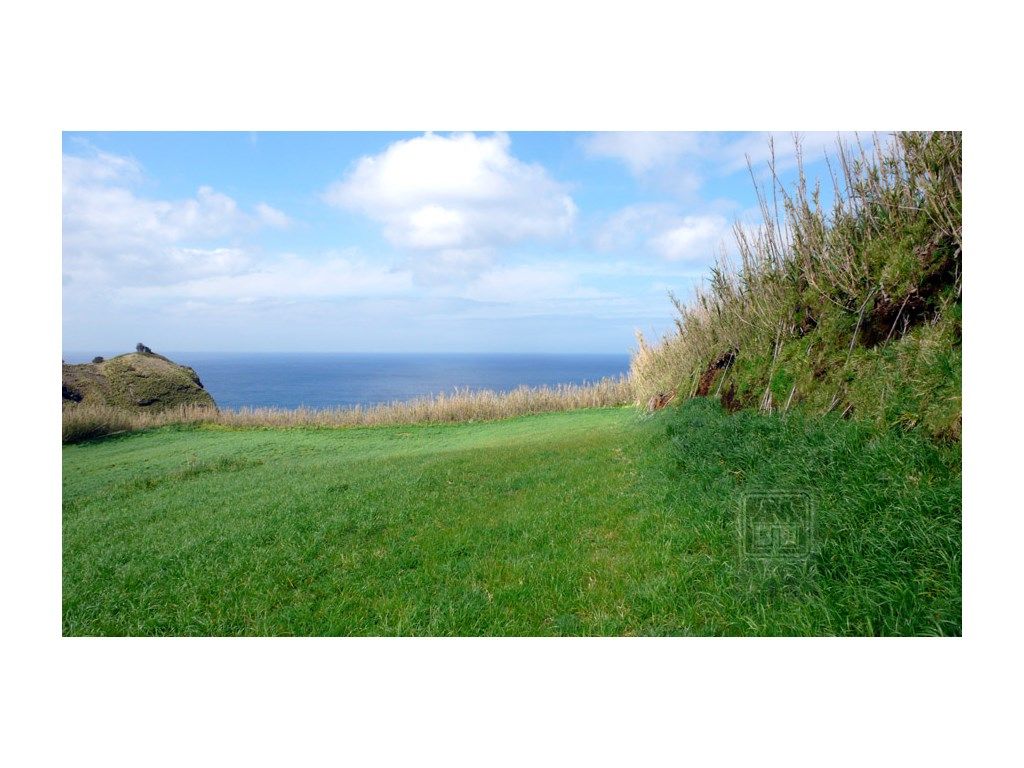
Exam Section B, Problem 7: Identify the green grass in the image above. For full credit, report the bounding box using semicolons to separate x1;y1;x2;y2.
62;402;960;635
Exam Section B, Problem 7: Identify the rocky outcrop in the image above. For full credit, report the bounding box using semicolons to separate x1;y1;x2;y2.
62;351;215;411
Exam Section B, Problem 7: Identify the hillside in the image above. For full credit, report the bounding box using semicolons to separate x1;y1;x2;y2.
632;131;961;441
62;351;215;411
62;404;959;635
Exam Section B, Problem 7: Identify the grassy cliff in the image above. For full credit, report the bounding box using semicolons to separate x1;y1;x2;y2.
63;352;214;411
632;132;961;441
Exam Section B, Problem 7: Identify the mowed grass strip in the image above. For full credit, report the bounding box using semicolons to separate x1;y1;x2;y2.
62;403;960;636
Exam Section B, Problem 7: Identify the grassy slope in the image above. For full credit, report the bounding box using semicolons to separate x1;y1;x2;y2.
63;403;960;636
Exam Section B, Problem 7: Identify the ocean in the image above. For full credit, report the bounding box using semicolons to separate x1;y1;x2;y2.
62;352;632;410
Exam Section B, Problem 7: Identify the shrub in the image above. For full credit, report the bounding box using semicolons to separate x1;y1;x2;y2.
92;356;104;364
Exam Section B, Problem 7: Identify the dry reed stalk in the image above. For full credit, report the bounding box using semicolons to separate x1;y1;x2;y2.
628;131;961;412
63;376;635;443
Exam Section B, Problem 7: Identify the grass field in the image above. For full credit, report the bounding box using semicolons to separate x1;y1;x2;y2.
62;402;961;635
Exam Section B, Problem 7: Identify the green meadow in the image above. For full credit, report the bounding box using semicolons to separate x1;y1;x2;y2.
62;401;960;636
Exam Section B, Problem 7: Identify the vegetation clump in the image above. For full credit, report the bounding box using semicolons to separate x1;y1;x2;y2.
631;131;961;440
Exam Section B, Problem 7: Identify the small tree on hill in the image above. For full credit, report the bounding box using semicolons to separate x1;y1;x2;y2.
136;342;152;354
92;356;104;364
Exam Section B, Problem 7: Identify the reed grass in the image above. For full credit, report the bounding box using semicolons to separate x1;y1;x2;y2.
62;376;634;443
631;131;961;438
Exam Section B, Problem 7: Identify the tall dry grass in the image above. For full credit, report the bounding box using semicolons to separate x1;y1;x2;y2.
63;376;634;443
631;131;962;431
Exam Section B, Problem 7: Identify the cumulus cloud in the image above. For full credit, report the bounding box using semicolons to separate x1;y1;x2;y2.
584;131;865;196
650;215;730;261
587;131;865;263
583;132;706;197
323;132;576;250
63;149;291;287
254;202;292;229
595;203;731;263
63;149;143;188
585;132;707;175
593;203;678;252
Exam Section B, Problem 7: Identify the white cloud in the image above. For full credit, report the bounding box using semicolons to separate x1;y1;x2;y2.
121;252;413;302
593;203;677;252
595;203;731;263
587;131;869;264
584;131;868;195
650;215;730;261
583;132;707;199
255;202;291;229
324;132;576;250
63;149;292;286
63;149;143;188
459;264;605;304
163;247;251;277
407;247;496;285
585;132;706;175
717;131;865;174
115;253;615;312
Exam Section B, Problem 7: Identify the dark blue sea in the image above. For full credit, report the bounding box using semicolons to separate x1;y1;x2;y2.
62;352;631;410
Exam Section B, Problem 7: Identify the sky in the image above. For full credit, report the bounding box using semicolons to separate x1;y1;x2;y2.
62;131;851;354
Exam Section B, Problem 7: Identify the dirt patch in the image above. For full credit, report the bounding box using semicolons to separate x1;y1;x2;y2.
62;383;83;403
720;382;743;413
861;289;929;347
695;349;737;397
861;234;959;348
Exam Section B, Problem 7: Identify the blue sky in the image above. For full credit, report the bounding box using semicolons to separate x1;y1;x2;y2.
62;131;850;354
